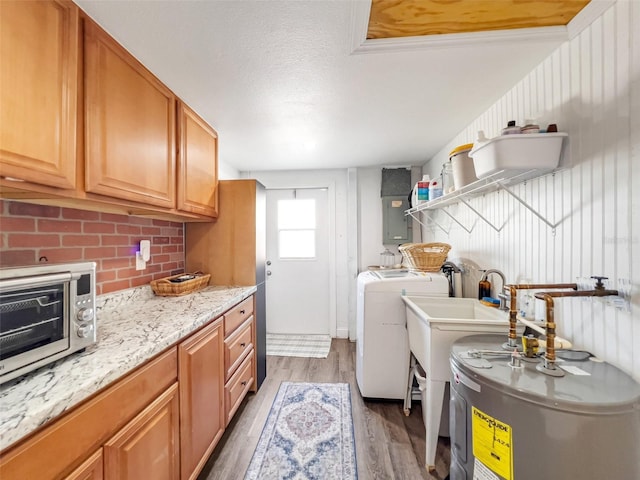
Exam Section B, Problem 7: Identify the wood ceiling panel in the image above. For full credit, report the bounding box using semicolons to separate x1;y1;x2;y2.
367;0;591;39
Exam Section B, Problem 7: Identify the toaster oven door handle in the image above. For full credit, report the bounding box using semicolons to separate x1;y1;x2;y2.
0;295;62;313
0;272;73;292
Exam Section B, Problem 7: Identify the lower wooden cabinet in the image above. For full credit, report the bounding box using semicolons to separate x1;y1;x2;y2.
0;349;177;480
104;383;180;480
0;295;258;480
178;318;225;480
64;449;103;480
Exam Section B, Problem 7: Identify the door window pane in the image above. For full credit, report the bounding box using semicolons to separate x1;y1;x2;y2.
278;198;316;259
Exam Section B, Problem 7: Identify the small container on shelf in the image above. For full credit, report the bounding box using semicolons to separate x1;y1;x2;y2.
501;120;521;135
429;177;443;200
417;175;430;203
441;160;455;195
449;143;477;190
521;119;540;134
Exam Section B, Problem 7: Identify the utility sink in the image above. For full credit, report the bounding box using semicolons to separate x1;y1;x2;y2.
401;295;518;471
402;296;512;380
407;296;507;324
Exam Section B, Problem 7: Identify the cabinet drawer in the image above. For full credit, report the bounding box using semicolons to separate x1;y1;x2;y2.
224;317;253;381
224;296;253;337
224;349;254;426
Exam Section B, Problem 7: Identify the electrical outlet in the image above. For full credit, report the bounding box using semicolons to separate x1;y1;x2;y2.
136;240;151;270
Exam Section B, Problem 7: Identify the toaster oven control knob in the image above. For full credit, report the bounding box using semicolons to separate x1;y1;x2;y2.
77;324;94;338
77;307;94;323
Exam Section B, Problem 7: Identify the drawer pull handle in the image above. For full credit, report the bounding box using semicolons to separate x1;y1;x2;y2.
240;342;246;347
240;309;245;314
241;381;248;386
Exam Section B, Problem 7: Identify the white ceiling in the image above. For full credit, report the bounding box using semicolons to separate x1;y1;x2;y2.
74;0;593;173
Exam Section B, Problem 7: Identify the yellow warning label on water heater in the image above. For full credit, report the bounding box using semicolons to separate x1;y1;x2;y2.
472;406;513;480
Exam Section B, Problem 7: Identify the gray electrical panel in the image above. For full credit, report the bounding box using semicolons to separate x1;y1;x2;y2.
381;168;412;245
382;196;412;245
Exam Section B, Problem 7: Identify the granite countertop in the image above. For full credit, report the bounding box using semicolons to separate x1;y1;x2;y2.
0;284;257;451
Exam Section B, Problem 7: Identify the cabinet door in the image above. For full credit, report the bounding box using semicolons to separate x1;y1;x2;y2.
177;102;218;217
64;449;103;480
178;319;225;480
0;0;78;189
104;383;179;480
84;20;176;208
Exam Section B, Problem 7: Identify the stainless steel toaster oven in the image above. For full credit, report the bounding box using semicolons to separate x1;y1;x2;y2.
0;262;97;384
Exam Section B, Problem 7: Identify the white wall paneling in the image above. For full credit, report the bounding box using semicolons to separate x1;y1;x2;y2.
422;1;640;380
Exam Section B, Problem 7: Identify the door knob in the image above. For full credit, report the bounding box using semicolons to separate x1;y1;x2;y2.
266;261;272;266
267;271;272;276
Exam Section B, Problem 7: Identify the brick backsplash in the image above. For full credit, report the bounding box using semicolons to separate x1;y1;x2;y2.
0;200;185;295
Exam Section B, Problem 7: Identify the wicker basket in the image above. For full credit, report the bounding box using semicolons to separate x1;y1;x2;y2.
150;273;211;297
398;243;451;272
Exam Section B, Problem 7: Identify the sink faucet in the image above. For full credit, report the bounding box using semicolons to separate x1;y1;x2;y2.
442;261;461;273
441;261;463;297
481;269;505;285
480;269;506;307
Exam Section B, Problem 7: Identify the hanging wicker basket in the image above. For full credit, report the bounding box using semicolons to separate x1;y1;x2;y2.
398;243;451;272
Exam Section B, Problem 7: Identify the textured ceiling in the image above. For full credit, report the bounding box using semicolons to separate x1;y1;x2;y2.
74;0;599;173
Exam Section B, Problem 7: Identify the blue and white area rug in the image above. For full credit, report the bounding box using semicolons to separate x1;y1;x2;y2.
244;382;357;480
266;334;332;358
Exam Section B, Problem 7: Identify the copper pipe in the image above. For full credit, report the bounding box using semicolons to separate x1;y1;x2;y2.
504;283;577;349
534;287;619;373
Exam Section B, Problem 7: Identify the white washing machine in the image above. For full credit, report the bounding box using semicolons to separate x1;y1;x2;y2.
356;269;449;399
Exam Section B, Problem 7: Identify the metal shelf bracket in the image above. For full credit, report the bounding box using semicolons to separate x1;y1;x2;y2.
407;209;450;235
438;207;474;234
496;180;560;231
458;197;505;233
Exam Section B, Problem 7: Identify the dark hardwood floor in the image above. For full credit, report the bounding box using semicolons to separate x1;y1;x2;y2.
198;339;451;480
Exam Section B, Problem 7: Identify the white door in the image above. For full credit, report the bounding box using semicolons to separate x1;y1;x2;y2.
266;188;330;335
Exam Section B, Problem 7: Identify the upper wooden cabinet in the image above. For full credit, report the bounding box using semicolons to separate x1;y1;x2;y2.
0;0;79;189
177;103;219;218
84;20;176;209
0;4;219;221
